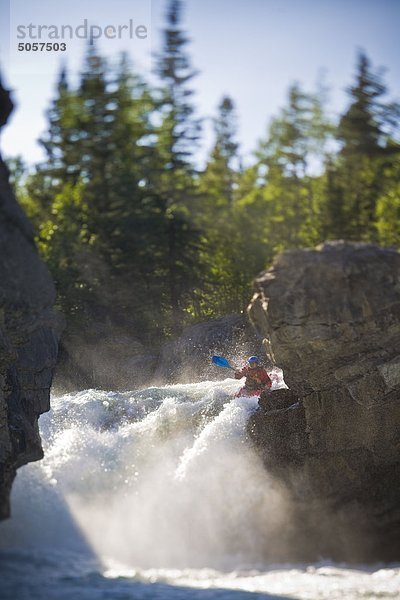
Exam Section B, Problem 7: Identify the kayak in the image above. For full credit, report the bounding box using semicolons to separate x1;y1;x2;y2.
235;387;265;398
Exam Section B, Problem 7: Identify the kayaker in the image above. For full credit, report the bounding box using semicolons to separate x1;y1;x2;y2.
234;356;272;397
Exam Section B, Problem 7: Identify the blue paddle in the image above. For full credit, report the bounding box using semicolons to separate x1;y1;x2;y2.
212;355;236;371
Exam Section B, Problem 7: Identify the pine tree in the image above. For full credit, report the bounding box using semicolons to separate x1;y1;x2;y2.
203;96;239;205
259;83;310;179
376;169;400;247
26;67;84;214
329;52;400;240
338;52;400;158
198;96;244;315
156;0;200;168
154;0;204;332
255;83;330;250
26;47;172;341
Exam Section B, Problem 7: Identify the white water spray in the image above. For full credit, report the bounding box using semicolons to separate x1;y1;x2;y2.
2;377;400;600
1;378;290;570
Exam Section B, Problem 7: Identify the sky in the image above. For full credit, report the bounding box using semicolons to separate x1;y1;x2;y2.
0;0;399;166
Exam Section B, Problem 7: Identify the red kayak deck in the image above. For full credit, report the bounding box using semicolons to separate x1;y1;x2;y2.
235;387;264;398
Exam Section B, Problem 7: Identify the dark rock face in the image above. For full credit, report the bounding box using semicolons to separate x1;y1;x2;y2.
248;242;400;561
0;78;62;519
54;325;150;392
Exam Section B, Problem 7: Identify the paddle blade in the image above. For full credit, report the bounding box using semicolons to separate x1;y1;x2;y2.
212;355;233;369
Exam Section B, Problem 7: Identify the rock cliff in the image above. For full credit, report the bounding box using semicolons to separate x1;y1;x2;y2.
0;77;62;519
248;241;400;561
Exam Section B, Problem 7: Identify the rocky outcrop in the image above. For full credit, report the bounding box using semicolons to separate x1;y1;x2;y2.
0;77;62;519
248;241;400;561
54;324;150;392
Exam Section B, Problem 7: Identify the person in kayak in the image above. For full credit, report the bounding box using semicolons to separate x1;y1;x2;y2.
234;356;272;397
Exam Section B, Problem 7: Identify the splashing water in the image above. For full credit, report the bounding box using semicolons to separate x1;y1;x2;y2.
3;378;287;569
1;376;399;599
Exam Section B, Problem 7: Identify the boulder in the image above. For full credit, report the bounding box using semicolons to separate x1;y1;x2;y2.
0;77;62;519
54;324;149;391
247;241;400;561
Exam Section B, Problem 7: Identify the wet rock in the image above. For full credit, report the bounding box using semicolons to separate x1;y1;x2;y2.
247;241;400;561
0;76;62;519
54;325;148;392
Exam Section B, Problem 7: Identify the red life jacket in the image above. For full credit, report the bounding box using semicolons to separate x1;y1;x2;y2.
235;366;272;390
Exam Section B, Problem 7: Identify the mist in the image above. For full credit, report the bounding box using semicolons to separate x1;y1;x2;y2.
0;379;293;570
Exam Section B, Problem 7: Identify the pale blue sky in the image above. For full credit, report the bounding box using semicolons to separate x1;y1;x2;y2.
0;0;399;166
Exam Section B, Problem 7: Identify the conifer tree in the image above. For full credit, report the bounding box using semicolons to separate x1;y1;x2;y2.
255;83;330;250
203;96;239;205
198;96;244;314
154;0;204;332
27;47;169;339
338;52;399;157
15;33;400;355
327;51;400;240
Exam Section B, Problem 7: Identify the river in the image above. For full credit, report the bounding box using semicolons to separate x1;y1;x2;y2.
1;378;399;599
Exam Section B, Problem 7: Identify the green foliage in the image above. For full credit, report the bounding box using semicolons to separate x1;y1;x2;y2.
152;0;205;332
325;51;400;241
338;52;399;157
376;165;400;246
197;96;246;314
10;22;400;353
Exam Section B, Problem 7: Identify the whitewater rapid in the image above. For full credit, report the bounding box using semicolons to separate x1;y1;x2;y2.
1;377;399;599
